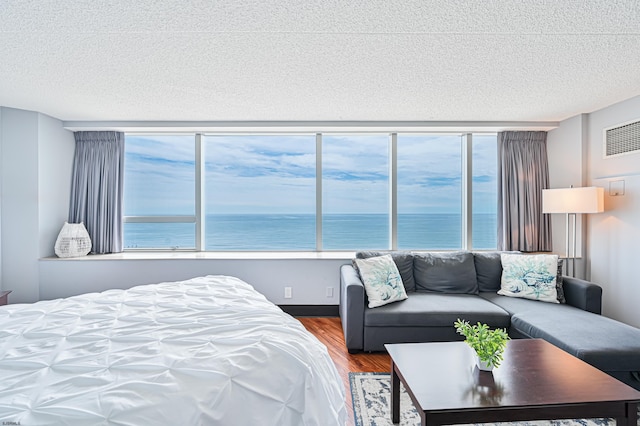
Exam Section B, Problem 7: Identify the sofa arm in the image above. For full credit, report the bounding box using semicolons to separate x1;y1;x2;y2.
339;264;365;353
562;276;603;314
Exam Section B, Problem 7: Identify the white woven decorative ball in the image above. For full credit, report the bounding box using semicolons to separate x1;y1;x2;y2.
54;222;92;257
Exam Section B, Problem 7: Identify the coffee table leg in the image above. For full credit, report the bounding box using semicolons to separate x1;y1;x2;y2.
391;360;400;424
617;402;637;426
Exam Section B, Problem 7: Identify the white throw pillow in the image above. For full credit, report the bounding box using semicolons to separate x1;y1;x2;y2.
353;254;408;308
499;254;559;304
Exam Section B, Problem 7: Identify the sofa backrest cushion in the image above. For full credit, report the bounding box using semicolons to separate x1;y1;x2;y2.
413;251;478;294
356;251;416;292
353;254;409;308
473;251;505;292
474;251;566;303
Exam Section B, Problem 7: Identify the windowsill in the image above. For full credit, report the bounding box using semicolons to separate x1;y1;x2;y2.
40;251;357;261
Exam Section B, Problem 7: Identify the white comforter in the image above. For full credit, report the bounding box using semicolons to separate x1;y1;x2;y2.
0;276;346;425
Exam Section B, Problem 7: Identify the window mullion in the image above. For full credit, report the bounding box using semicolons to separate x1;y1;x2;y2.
195;133;205;251
462;133;473;250
316;133;323;251
390;133;398;250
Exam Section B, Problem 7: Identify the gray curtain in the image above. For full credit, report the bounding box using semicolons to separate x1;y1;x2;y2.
497;131;552;252
69;131;124;254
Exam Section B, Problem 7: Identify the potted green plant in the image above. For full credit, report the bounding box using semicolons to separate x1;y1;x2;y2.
454;319;510;371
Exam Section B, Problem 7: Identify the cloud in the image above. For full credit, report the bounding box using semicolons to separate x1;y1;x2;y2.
205;135;316;179
124;133;497;215
322;135;389;180
203;135;316;213
126;135;195;161
323;178;389;214
207;174;315;214
125;135;195;215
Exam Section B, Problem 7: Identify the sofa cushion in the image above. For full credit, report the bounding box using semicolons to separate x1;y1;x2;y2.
353;255;408;308
499;253;559;303
474;252;566;303
514;310;640;372
479;291;546;316
479;292;640;372
414;251;478;294
473;251;505;292
356;251;415;292
364;293;510;328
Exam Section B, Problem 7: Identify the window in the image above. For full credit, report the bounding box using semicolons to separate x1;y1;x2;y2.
204;135;316;250
123;135;195;249
397;134;463;250
322;135;390;250
472;135;498;249
123;132;497;251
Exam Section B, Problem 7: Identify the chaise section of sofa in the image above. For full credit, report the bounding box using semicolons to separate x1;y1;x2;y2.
480;289;640;390
339;250;640;390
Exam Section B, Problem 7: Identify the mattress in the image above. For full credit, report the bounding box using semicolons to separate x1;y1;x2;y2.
0;275;346;425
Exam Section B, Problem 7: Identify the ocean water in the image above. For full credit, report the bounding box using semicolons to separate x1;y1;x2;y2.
124;214;497;251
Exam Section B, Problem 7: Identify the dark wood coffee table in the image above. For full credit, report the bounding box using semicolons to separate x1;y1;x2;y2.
386;339;640;426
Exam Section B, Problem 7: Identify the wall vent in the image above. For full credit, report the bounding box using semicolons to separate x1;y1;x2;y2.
603;119;640;158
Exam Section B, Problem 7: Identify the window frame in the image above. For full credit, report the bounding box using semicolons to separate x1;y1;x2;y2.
123;132;497;252
203;133;318;251
321;133;392;251
123;133;198;251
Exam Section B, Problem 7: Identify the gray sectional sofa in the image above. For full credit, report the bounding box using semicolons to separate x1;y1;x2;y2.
339;251;640;390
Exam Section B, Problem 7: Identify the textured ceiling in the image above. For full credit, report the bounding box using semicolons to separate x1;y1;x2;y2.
1;0;639;123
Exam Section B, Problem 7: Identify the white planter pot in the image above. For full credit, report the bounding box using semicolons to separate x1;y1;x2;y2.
475;354;494;372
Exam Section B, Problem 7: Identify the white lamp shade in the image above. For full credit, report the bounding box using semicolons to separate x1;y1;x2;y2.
542;187;604;214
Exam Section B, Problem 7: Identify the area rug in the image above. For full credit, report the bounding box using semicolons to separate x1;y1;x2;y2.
349;372;640;426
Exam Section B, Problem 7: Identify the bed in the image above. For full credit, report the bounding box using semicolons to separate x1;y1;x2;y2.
0;275;346;425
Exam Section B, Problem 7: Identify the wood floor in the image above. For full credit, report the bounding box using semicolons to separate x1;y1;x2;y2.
298;317;390;426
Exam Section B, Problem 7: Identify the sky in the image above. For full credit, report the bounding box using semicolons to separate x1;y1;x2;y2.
123;133;497;216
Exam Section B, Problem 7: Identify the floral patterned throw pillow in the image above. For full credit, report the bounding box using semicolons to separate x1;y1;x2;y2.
498;253;559;303
353;254;408;308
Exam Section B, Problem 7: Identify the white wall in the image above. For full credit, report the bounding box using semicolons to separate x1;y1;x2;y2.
39;257;346;304
1;108;41;302
586;95;640;328
0;107;74;303
546;114;587;275
547;96;640;327
38;113;75;257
